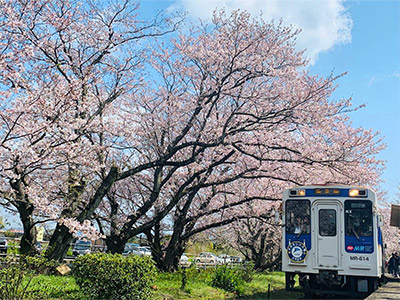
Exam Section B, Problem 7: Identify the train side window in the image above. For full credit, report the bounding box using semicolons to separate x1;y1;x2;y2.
319;209;337;236
285;200;311;235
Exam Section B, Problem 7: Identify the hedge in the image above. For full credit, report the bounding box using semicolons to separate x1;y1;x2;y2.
73;253;157;300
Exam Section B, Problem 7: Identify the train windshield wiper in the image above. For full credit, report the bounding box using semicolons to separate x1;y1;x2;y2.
351;228;360;240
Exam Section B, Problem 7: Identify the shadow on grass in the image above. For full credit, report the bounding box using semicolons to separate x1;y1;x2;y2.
229;288;303;300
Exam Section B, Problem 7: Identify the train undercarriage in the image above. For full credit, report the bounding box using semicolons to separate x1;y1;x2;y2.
285;271;382;298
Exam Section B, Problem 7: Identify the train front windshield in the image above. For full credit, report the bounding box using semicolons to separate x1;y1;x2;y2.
345;200;373;237
285;200;311;235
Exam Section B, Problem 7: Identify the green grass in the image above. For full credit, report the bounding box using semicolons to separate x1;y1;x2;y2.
154;270;302;300
26;274;82;299
154;268;230;300
17;270;301;300
237;272;302;299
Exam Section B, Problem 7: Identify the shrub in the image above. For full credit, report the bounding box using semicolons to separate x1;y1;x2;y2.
73;253;157;300
211;265;244;295
20;255;60;275
7;240;19;254
0;256;55;300
0;257;32;300
239;261;255;283
185;265;214;282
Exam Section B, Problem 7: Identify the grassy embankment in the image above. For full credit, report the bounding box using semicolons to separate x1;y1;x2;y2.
26;271;302;300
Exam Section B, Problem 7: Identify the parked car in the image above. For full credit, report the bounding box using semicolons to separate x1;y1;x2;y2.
122;244;152;256
122;243;141;256
195;252;220;265
72;240;92;256
217;254;232;264
139;246;151;256
178;253;190;267
0;236;7;254
230;256;243;264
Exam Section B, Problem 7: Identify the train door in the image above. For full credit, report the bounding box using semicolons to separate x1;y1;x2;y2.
313;201;341;269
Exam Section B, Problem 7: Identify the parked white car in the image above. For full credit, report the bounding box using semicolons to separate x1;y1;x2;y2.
122;243;141;256
230;256;243;264
123;244;151;256
139;246;152;256
0;236;7;254
195;252;221;265
179;253;191;267
217;254;232;264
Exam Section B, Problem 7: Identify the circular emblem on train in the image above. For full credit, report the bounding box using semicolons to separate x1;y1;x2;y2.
287;241;308;263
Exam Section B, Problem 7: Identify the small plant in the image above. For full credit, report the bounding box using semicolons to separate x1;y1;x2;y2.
239;261;255;283
73;252;157;300
7;240;19;255
0;256;56;300
0;257;33;300
180;267;187;290
211;265;244;295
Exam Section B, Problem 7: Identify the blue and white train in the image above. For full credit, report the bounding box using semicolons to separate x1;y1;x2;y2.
282;185;385;298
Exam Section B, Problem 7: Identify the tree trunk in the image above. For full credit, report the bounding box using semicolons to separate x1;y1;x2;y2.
253;252;266;271
156;217;188;271
46;167;119;261
105;192;127;254
11;175;38;256
18;203;38;256
144;224;165;269
163;243;184;271
254;250;282;272
105;234;127;254
45;224;74;262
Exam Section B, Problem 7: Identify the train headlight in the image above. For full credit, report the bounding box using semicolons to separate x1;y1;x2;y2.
298;190;306;196
289;189;306;196
349;189;359;197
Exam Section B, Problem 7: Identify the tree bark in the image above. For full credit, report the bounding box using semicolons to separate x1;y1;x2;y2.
105;233;127;254
46;167;118;261
44;224;74;262
18;202;38;256
161;218;186;271
10;174;38;256
144;222;186;272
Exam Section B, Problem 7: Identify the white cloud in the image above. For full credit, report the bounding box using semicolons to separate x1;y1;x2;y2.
369;76;376;86
170;0;353;65
368;71;400;86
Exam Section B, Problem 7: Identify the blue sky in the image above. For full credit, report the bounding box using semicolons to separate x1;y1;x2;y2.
139;0;400;202
2;0;400;229
309;1;400;202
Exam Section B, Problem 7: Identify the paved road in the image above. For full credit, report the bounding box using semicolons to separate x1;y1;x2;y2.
366;277;400;300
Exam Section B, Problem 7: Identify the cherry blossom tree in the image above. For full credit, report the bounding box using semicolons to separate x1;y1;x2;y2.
380;205;400;257
0;0;182;258
93;10;384;270
0;0;384;265
230;216;282;271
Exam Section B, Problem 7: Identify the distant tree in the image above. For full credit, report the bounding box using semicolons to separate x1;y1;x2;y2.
0;216;4;230
380;205;400;256
233;216;281;271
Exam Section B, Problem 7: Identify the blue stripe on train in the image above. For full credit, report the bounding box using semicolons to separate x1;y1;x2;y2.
345;235;374;253
286;234;311;250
